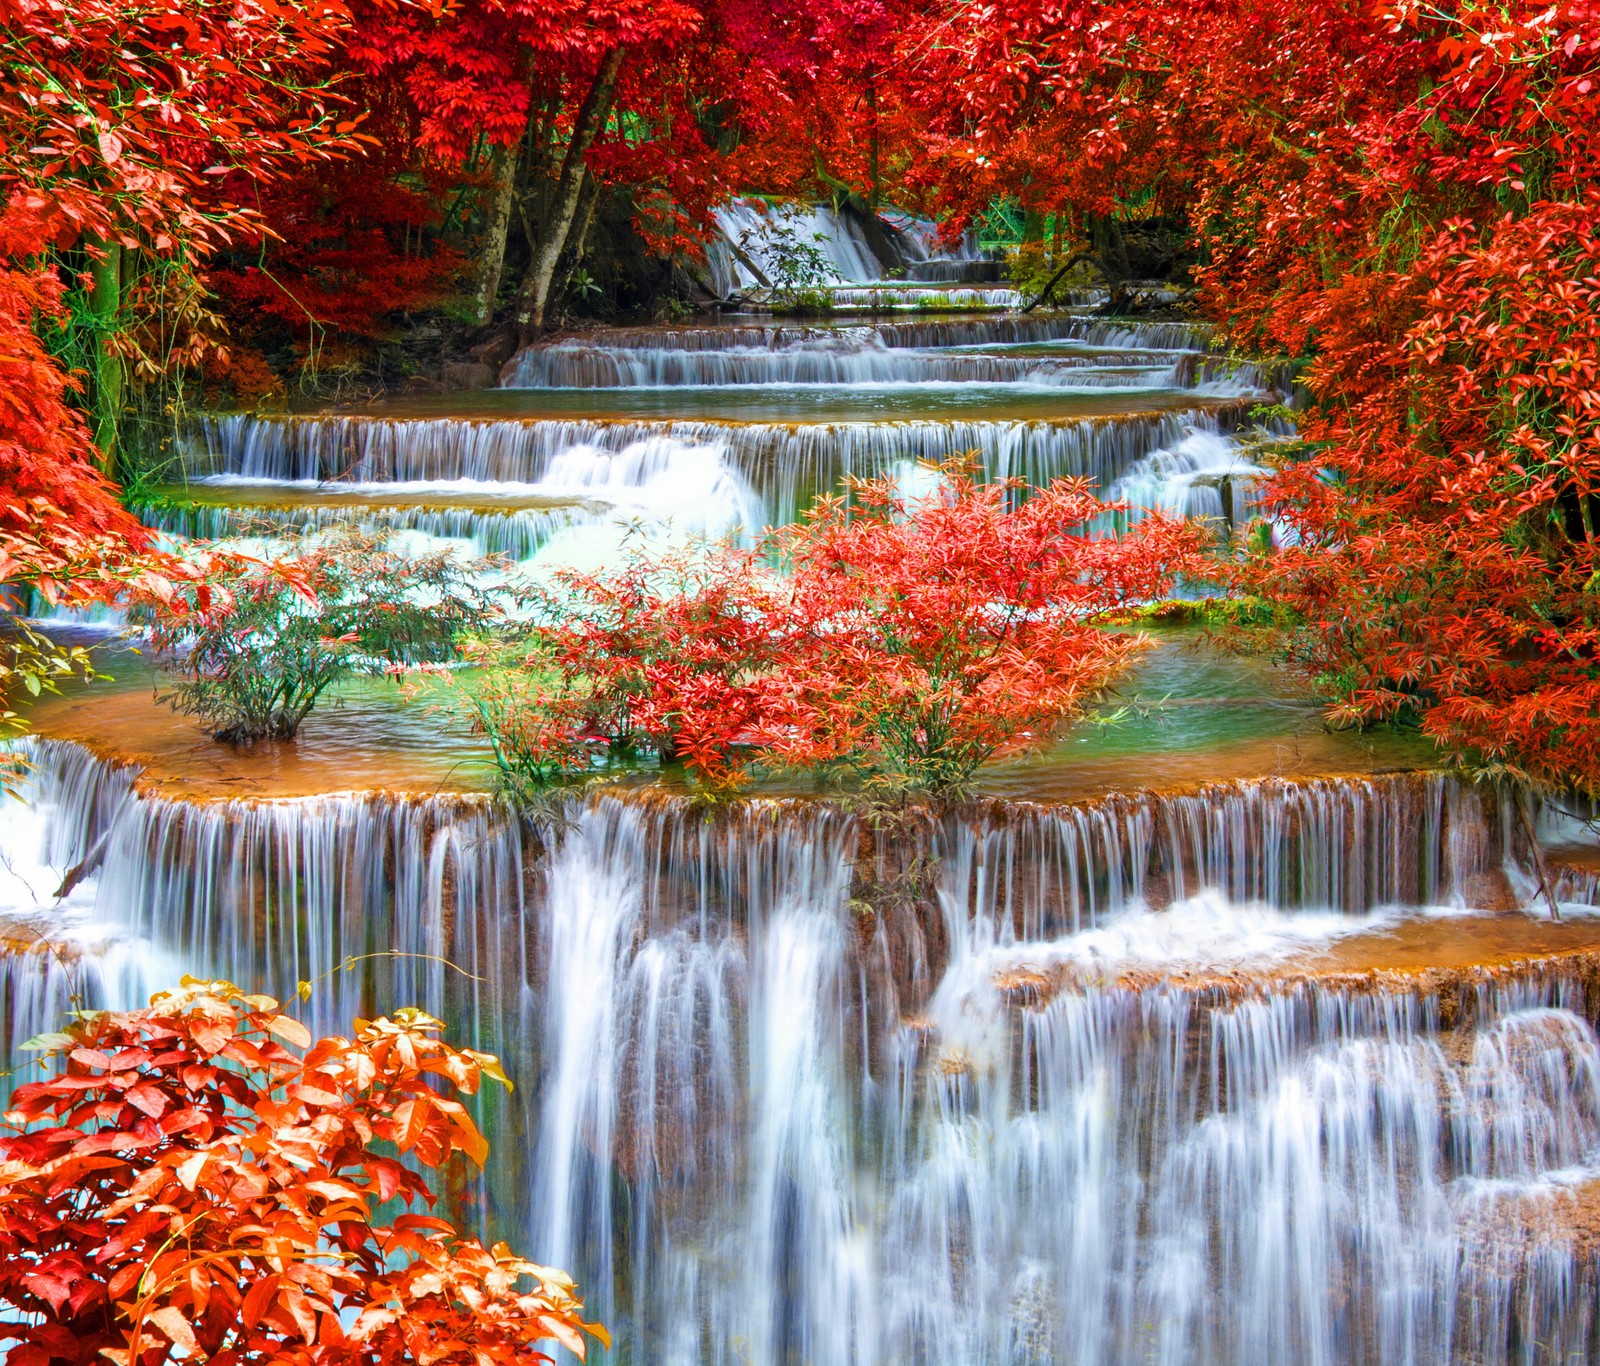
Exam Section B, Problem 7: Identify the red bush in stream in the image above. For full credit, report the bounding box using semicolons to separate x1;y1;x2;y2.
466;461;1206;797
769;461;1208;795
0;979;605;1366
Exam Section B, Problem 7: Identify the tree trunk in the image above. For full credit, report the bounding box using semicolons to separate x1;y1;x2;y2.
87;239;123;475
474;145;519;325
514;47;625;343
551;169;603;302
867;82;881;214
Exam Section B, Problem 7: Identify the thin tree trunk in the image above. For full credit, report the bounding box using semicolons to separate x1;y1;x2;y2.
1022;251;1106;312
514;47;625;343
1514;787;1562;921
727;238;771;289
88;239;123;474
555;169;603;296
867;82;881;214
475;144;519;325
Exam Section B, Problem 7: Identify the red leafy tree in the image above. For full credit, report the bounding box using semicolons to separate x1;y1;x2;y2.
465;463;1205;797
0;978;605;1366
348;0;715;337
771;463;1208;794
460;541;798;792
0;200;216;770
0;0;366;459
892;0;1600;796
0;0;361;746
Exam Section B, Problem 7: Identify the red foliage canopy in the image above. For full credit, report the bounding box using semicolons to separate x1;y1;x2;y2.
0;0;363;261
894;0;1600;794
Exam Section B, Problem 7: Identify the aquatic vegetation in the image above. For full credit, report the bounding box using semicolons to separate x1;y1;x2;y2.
143;528;496;744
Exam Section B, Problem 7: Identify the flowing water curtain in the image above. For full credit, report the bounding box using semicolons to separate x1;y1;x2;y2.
176;410;1219;537
13;740;1600;1361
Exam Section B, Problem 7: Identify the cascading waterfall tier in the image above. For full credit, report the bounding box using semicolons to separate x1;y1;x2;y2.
501;314;1218;389
502;337;1179;390
150;312;1261;563
503;315;1213;356
175;409;1226;536
133;495;585;560
9;739;1600;1362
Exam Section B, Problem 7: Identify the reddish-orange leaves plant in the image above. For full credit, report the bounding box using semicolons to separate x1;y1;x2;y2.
771;461;1209;795
459;540;799;794
0;978;605;1366
465;460;1207;798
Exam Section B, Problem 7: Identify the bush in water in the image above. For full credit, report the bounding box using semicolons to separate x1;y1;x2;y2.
770;459;1208;798
464;460;1208;801
458;540;799;797
146;526;495;744
0;978;605;1366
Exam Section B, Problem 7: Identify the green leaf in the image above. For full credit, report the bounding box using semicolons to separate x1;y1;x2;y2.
20;1031;75;1051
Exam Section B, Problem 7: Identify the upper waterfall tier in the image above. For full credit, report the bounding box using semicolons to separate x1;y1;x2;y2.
507;316;1213;354
500;313;1221;388
707;201;978;294
151;312;1268;561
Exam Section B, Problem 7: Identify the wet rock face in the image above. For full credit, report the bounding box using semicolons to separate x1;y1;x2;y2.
9;740;1600;1364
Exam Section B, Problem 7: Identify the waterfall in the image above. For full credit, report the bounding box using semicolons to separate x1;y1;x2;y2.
710;203;888;291
1105;427;1267;525
149;312;1259;568
502;336;1179;389
135;496;587;560
26;189;1592;1365
177;411;1222;533
0;742;173;1056
497;315;1212;357
10;740;1600;1363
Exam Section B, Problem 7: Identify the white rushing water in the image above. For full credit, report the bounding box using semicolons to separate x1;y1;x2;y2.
8;741;1600;1362
147;307;1269;567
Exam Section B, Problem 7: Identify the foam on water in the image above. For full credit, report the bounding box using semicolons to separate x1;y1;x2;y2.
1106;426;1267;524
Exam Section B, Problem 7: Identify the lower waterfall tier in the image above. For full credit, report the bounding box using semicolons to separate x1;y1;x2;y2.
5;739;1600;1363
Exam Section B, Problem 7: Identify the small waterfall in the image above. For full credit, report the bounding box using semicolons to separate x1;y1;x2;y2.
502;336;1178;389
905;259;1005;284
179;411;1218;531
135;497;586;560
878;975;1600;1364
10;740;1600;1363
500;315;1211;356
710;202;887;291
863;314;1212;352
822;285;1025;310
0;741;172;1055
1104;427;1267;524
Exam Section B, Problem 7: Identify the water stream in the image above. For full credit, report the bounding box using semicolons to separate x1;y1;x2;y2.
5;740;1600;1361
15;274;1600;1360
